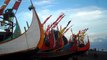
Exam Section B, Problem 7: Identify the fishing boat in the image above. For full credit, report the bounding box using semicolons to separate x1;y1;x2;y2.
33;30;89;59
39;13;67;51
40;29;68;51
0;0;44;58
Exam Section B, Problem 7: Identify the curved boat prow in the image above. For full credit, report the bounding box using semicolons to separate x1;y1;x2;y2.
78;36;90;52
0;2;44;56
31;6;44;50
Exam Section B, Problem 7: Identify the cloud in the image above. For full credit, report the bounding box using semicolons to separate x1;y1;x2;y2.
73;10;102;21
37;6;107;29
37;6;107;45
34;0;54;6
37;9;65;26
89;32;107;42
16;5;107;44
33;0;57;10
13;4;107;50
91;36;107;50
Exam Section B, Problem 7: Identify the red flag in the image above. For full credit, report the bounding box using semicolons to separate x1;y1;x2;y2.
42;15;52;25
4;0;10;5
0;0;10;15
52;13;64;26
45;25;50;35
77;30;81;36
59;35;64;48
0;5;6;15
46;13;64;32
12;0;22;10
48;31;55;49
52;15;64;28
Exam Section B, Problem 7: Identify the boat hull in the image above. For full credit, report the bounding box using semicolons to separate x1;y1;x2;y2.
0;9;41;56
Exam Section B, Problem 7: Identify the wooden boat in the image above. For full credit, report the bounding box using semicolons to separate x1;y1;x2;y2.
77;36;90;52
0;0;44;57
40;29;68;51
33;30;90;58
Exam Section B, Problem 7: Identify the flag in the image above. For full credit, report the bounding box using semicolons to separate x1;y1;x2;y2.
64;28;69;34
45;13;64;32
0;0;10;15
48;31;55;48
54;30;64;49
59;35;64;48
59;27;65;37
0;5;6;15
81;28;88;43
4;0;10;5
42;15;52;25
60;20;71;34
52;15;64;28
12;0;22;10
64;25;72;34
51;13;64;27
66;20;71;28
45;25;50;35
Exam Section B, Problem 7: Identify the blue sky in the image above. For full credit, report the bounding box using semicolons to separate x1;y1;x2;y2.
0;0;107;51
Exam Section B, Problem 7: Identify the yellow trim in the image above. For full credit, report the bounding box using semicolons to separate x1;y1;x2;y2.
37;24;44;49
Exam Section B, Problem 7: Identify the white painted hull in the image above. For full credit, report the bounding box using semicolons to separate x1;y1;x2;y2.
0;9;41;55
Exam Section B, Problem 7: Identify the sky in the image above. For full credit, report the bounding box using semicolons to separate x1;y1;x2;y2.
0;0;107;51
